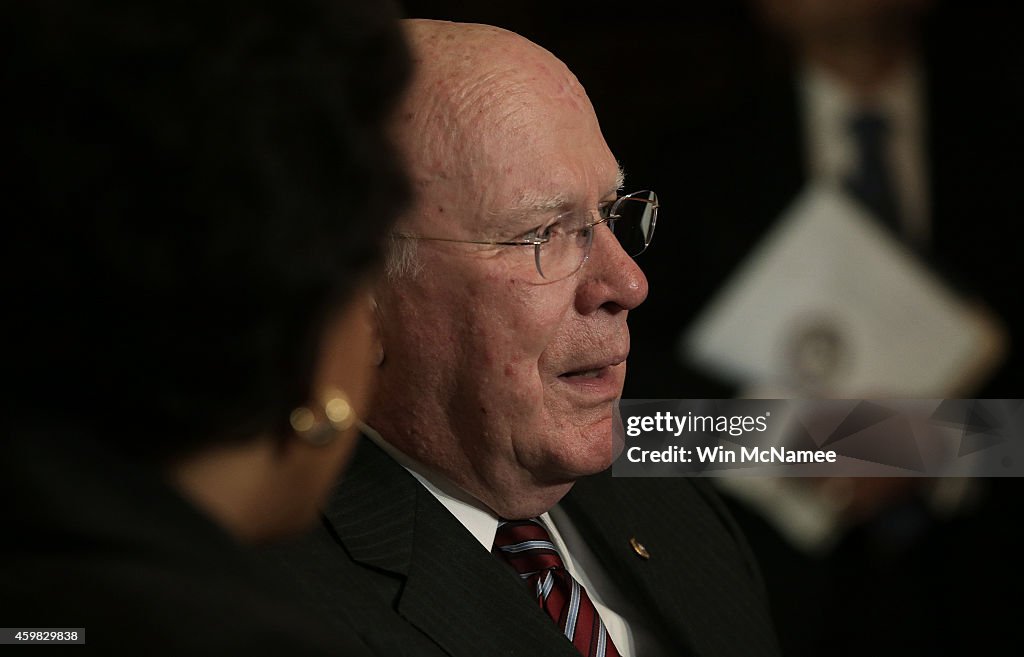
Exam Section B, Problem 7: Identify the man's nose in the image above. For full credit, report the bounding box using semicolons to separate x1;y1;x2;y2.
574;224;649;315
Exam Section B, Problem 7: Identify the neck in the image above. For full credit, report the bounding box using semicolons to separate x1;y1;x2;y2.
799;31;917;99
170;438;287;543
368;422;572;520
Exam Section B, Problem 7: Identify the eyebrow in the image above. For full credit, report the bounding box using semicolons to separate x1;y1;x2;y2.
504;165;626;220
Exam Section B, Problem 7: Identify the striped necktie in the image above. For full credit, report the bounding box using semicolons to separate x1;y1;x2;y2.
493;518;621;657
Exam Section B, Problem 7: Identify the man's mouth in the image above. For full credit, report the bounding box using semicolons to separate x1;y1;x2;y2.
553;356;626;405
560;368;603;379
555;352;628;390
557;353;627;378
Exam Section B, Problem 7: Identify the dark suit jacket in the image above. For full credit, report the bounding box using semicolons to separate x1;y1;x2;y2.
267;437;781;657
0;428;370;657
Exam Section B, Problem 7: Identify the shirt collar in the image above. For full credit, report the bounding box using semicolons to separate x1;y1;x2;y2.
801;55;923;131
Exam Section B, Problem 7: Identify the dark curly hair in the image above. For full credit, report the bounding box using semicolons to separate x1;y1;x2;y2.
4;0;412;461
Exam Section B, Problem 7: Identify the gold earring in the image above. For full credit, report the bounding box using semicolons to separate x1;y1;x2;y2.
289;388;355;447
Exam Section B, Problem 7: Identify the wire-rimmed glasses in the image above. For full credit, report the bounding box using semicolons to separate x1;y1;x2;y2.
397;189;658;282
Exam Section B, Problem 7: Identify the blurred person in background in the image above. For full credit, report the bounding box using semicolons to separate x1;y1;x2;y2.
624;0;1022;398
1;0;411;654
625;1;1024;655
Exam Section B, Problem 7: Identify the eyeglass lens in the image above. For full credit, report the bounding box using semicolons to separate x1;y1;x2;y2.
610;190;657;257
535;190;657;281
535;221;592;280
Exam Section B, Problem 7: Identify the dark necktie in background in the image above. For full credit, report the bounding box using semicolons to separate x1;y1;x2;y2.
493;518;622;657
845;111;904;240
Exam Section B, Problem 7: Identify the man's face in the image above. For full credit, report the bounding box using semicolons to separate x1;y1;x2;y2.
372;63;648;517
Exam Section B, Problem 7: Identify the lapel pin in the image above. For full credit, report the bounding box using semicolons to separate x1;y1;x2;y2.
629;537;650;560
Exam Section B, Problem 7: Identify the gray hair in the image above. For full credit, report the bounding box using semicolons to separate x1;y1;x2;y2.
384;231;421;280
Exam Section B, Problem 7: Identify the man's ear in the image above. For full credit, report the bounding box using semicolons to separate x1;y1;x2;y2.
370;295;385;367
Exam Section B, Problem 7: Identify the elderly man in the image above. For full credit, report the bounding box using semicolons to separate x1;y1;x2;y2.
270;19;780;657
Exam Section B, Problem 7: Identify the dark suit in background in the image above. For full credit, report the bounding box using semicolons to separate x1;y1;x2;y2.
267;438;781;657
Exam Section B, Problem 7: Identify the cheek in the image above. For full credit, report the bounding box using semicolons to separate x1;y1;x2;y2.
407;261;574;395
479;276;570;369
457;277;573;424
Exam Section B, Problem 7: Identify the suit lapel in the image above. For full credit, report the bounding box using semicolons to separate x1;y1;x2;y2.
398;490;579;657
561;474;701;657
324;438;579;657
322;436;418;574
562;474;779;657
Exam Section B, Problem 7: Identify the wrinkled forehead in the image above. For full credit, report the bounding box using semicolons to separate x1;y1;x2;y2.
395;21;620;234
403;20;590;115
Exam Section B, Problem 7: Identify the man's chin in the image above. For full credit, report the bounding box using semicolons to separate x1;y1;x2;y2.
546;417;620;479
